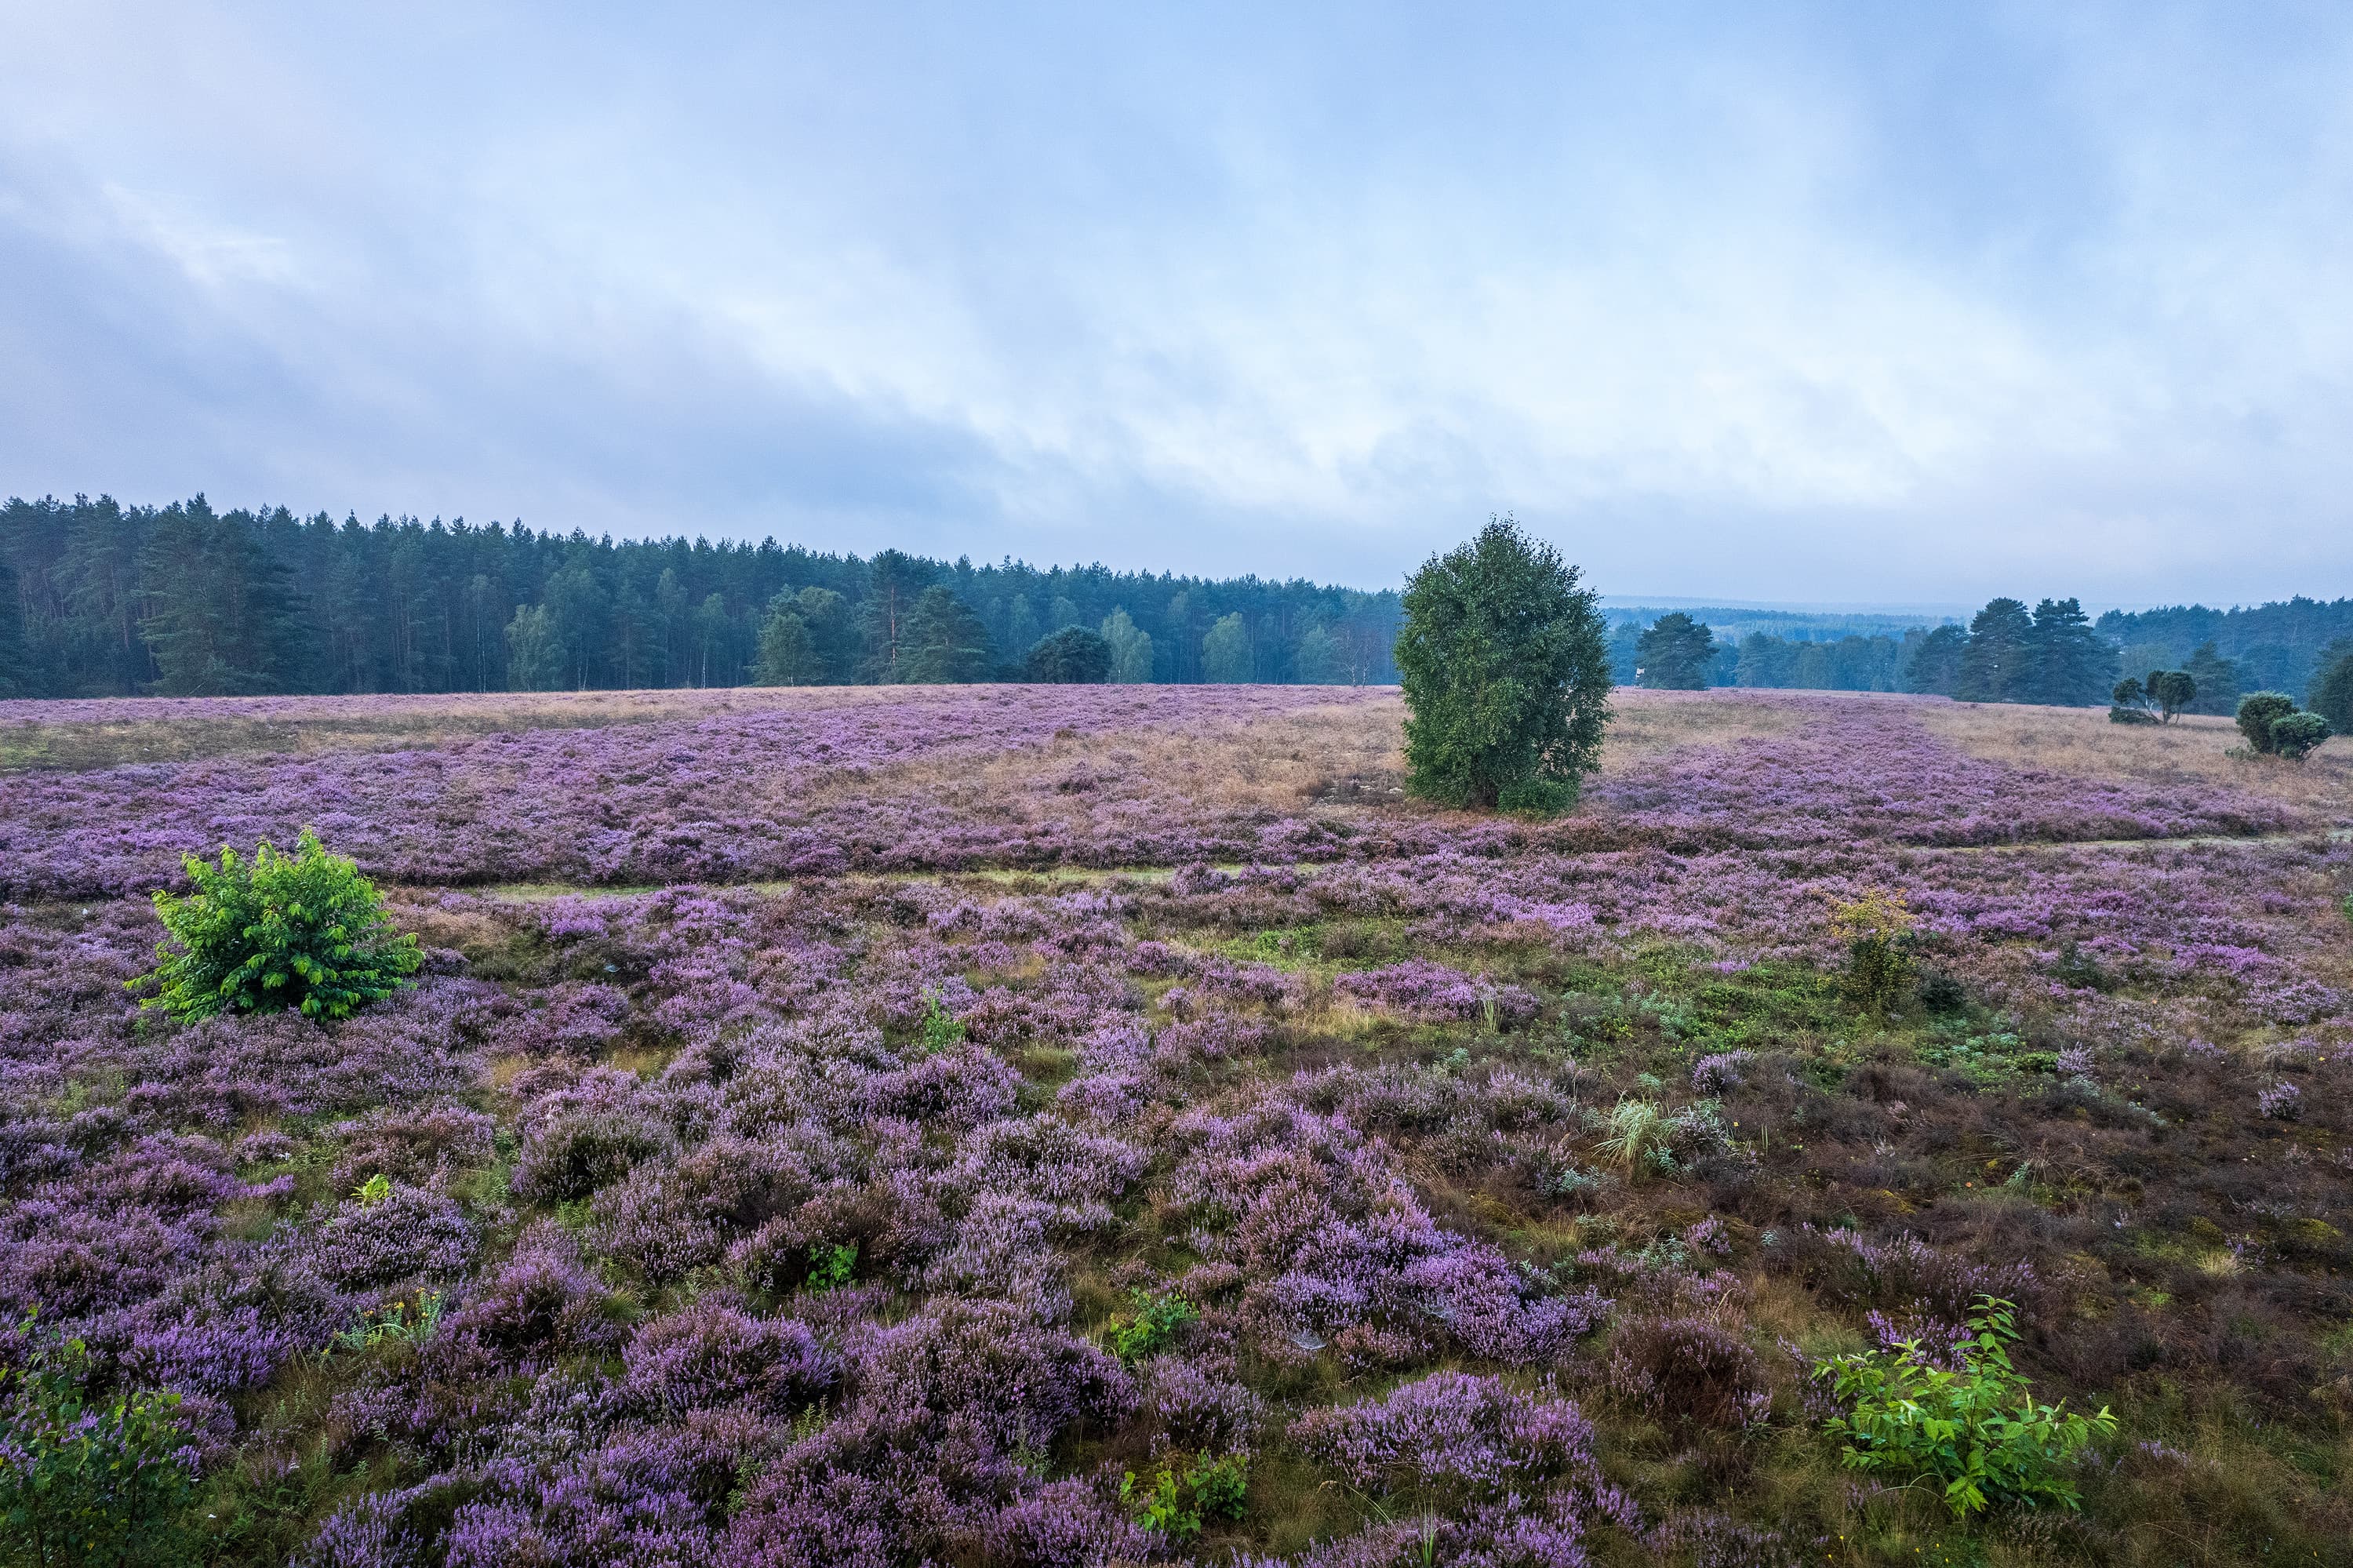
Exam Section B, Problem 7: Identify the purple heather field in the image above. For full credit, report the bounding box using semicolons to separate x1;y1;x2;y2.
2;686;2349;1566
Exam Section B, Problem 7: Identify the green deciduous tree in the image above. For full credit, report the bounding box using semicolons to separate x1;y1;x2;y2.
2268;711;2331;759
1201;613;1253;682
1293;623;1345;684
1393;517;1611;814
753;597;825;686
1822;1296;2116;1518
1025;625;1111;682
1100;607;1155;683
1635;612;1715;689
0;1319;198;1567
131;828;422;1021
2144;669;2195;722
504;604;562;691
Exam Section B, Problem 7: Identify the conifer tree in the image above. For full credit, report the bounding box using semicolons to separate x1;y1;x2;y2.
1956;598;2033;702
1394;517;1611;814
1635;612;1715;689
896;586;995;682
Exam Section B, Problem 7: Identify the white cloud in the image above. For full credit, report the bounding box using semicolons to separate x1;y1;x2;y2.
2;1;2349;602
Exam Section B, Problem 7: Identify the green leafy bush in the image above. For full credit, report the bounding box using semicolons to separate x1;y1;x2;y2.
2235;691;2300;754
1822;1296;2115;1517
1393;516;1612;815
1120;1452;1247;1541
2267;710;2330;760
1104;1289;1198;1362
805;1241;858;1292
916;991;967;1054
1832;890;1916;1016
0;1318;198;1566
330;1290;445;1354
131;828;420;1021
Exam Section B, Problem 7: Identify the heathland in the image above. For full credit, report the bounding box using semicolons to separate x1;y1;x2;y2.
1;686;2348;1566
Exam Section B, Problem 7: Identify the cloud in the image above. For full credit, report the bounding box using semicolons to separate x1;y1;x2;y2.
3;1;2350;602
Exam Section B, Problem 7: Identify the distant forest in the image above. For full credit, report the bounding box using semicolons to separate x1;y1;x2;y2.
2;493;2346;706
1614;596;2353;710
0;494;1402;697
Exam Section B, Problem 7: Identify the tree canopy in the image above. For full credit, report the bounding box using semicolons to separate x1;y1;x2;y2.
0;493;1401;697
1635;613;1715;689
1394;518;1611;814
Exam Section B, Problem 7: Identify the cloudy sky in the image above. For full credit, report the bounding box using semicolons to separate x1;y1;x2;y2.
4;2;2350;604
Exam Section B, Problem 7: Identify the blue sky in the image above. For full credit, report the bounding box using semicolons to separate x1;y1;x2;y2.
4;2;2350;603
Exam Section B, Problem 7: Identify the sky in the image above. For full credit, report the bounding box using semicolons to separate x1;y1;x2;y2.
4;2;2351;605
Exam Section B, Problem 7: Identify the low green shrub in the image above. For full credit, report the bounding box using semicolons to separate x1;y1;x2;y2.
2235;691;2299;755
916;991;967;1053
1121;1452;1247;1541
131;828;420;1021
1832;891;1915;1017
330;1290;445;1355
0;1317;198;1566
1822;1295;2115;1517
805;1241;858;1292
2267;710;2330;760
1104;1290;1198;1362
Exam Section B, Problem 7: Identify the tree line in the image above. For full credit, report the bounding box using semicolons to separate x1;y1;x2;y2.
0;494;1402;697
1616;595;2353;715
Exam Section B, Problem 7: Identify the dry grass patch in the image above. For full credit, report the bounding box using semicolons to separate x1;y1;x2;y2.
812;696;1411;816
1595;688;1809;774
1917;700;2353;820
0;685;919;772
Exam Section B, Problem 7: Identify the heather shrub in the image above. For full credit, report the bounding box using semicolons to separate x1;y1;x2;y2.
1793;1228;2037;1323
621;1299;837;1416
1606;1313;1770;1434
0;1319;198;1566
849;1300;1136;1451
329;1104;495;1193
133;828;420;1021
511;1071;673;1203
436;1227;624;1372
1691;1051;1753;1094
1145;1358;1262;1453
985;1477;1154;1568
1394;517;1611;814
587;1134;822;1283
1290;1371;1618;1512
313;1184;478;1290
1821;1295;2115;1517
